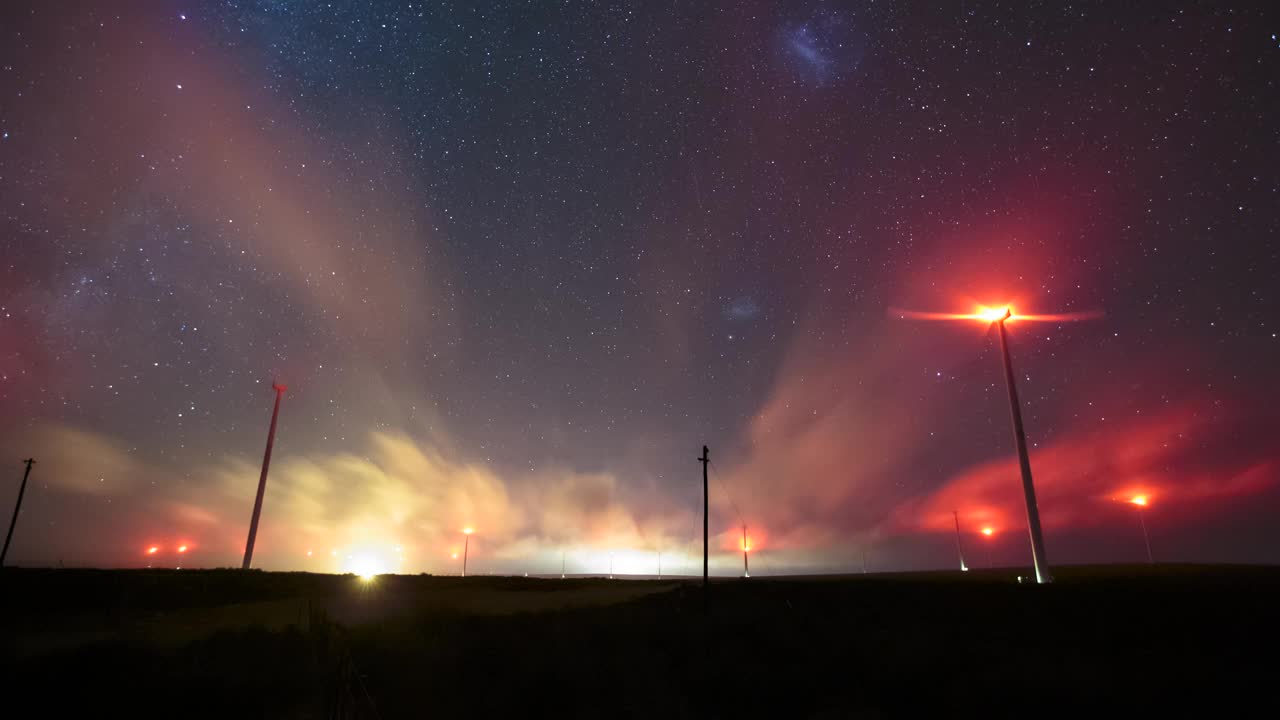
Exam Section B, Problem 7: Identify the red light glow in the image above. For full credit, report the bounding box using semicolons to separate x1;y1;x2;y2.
177;545;189;553
1130;495;1149;507
982;527;994;537
893;303;1101;324
146;546;159;555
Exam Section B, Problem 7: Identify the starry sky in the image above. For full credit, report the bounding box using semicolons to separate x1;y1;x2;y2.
1;1;1277;575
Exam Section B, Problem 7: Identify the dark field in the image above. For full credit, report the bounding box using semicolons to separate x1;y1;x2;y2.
3;565;1277;717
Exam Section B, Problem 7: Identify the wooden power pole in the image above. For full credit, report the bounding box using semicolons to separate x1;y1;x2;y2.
699;445;709;589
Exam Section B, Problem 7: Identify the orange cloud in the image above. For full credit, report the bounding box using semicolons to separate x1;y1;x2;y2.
716;311;955;552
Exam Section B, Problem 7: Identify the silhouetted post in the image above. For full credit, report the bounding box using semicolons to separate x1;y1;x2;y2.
699;445;709;589
561;550;566;579
953;510;968;572
742;524;750;578
1;459;36;568
243;383;286;570
657;550;662;580
862;548;867;574
996;312;1052;584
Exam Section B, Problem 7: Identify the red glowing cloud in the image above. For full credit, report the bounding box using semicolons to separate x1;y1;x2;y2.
900;404;1279;534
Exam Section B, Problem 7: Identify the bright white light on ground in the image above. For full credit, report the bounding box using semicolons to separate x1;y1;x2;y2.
343;549;396;579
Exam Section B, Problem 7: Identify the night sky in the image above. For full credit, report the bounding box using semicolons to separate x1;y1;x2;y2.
1;1;1277;575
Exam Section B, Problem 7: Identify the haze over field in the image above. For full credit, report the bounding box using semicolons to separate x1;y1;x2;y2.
1;2;1277;573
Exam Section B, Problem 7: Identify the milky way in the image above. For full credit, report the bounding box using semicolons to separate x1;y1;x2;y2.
0;1;1277;575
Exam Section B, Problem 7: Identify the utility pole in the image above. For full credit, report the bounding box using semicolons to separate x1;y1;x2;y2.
699;445;709;589
996;312;1052;584
742;524;750;578
1;459;36;568
561;550;566;579
462;529;472;577
243;382;286;570
953;510;968;572
657;550;662;580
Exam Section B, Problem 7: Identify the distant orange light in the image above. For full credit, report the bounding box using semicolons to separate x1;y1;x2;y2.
1130;495;1149;507
177;545;188;553
146;546;159;555
306;550;313;557
982;527;994;537
463;527;474;535
451;552;459;559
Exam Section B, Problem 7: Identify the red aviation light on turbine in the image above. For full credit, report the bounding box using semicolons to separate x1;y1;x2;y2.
892;301;1101;325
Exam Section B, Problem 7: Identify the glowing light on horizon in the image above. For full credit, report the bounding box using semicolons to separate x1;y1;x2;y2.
982;527;994;536
463;527;474;535
146;546;158;555
577;548;664;576
177;545;188;553
346;551;392;580
1130;495;1149;507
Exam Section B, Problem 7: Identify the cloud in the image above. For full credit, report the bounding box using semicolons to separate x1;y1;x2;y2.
5;424;693;572
19;424;143;496
524;470;694;551
14;7;456;373
897;405;1279;535
719;314;944;551
186;431;527;569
